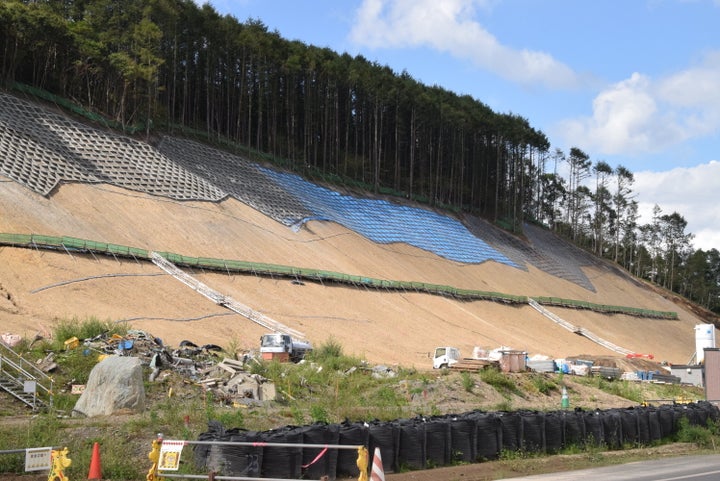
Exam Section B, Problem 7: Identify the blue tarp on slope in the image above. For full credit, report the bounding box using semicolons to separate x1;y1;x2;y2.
261;168;518;267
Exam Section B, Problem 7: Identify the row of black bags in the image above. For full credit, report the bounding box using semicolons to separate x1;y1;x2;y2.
194;401;719;479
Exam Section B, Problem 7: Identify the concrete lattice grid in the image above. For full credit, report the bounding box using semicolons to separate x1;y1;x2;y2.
463;216;597;291
156;136;314;225
0;92;224;201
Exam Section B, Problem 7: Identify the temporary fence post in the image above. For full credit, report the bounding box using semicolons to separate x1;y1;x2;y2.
146;434;164;481
356;446;368;481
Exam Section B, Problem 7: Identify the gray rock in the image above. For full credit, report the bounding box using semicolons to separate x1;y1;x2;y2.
73;356;145;416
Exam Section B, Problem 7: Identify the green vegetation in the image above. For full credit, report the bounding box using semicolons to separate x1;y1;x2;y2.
52;316;127;346
675;417;719;448
480;367;522;398
527;373;560;396
461;372;475;393
574;376;645;404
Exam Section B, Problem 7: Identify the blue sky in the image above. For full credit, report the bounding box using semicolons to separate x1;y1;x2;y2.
203;0;719;251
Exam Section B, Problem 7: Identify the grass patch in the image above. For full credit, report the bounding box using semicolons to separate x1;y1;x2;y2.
461;372;475;393
574;376;644;403
480;367;521;397
675;417;719;448
52;316;127;348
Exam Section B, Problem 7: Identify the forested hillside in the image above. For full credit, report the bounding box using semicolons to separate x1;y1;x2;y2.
1;0;718;315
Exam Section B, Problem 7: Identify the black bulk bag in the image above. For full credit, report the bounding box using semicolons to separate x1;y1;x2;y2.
619;408;639;445
194;420;225;469
449;414;476;463
259;425;303;479
397;417;426;470
562;409;586;449
336;421;369;478
544;411;563;454
424;416;451;467
369;421;400;473
471;412;501;461
583;411;604;447
520;411;546;454
497;412;522;453
301;423;339;480
223;429;262;477
647;408;662;442
602;409;623;449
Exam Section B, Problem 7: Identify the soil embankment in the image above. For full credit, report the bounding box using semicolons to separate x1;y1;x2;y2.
0;173;702;367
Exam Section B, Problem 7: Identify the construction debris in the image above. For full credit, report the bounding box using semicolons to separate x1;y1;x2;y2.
75;329;278;406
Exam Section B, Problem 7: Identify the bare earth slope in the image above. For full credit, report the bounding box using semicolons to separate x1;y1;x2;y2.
0;172;703;367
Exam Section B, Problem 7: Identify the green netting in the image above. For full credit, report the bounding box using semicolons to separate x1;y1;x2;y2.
0;233;679;320
531;296;678;320
0;233;32;245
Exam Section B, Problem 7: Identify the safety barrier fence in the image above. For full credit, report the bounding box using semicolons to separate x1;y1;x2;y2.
147;434;369;481
0;233;678;320
192;402;719;478
0;446;70;479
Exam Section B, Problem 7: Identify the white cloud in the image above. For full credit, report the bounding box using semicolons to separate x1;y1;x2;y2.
657;50;720;134
635;161;720;251
558;51;720;157
349;0;579;89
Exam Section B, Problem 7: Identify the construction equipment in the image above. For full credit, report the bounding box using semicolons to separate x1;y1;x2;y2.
260;333;312;363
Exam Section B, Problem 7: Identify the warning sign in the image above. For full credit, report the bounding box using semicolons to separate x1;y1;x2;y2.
25;447;52;472
158;440;185;471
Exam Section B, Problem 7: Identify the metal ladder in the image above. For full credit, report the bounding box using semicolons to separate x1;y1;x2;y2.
150;252;306;340
0;342;53;410
528;298;634;356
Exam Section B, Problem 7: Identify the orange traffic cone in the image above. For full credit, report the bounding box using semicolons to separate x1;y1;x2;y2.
87;442;102;480
370;447;385;481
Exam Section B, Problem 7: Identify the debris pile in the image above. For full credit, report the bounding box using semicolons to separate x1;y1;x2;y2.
196;358;276;404
63;329;278;406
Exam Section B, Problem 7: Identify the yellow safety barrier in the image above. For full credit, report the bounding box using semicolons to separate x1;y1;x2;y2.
146;436;164;481
356;446;369;481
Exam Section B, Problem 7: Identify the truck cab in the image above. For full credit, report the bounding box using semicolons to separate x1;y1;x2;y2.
260;333;292;362
433;346;460;369
260;333;312;362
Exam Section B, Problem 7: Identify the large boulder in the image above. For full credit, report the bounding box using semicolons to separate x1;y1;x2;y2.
73;355;145;416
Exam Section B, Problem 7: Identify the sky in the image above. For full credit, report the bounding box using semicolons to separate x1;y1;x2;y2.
201;0;719;251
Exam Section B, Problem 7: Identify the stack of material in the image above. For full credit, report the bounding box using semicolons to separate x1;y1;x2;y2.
590;366;622;380
450;358;498;372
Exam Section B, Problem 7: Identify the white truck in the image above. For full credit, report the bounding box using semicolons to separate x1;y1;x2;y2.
433;346;461;369
260;333;312;363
